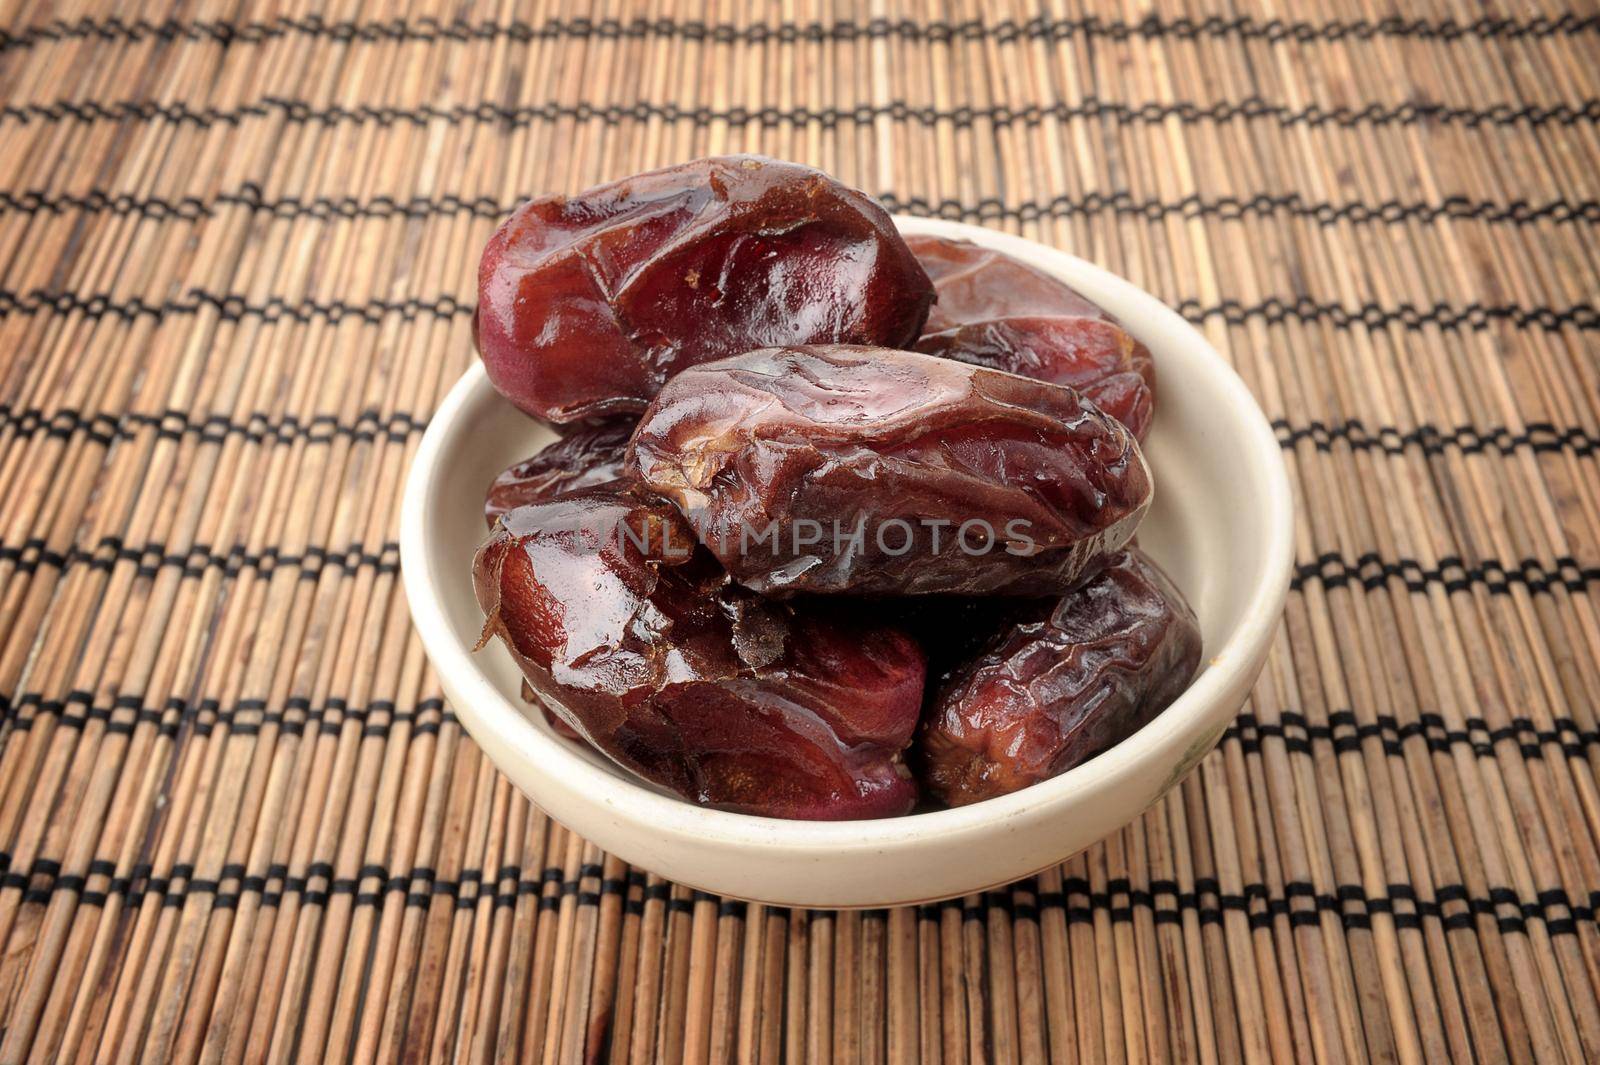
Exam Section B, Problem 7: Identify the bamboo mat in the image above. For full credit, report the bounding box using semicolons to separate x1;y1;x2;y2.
0;0;1597;1061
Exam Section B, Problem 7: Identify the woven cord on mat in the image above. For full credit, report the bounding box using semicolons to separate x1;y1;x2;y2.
0;0;1597;1060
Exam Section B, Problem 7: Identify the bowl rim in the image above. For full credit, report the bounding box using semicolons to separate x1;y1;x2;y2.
400;215;1294;853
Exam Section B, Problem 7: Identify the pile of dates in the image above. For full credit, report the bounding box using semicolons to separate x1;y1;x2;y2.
472;156;1200;820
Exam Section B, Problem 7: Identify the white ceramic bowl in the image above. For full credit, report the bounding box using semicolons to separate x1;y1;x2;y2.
401;217;1293;908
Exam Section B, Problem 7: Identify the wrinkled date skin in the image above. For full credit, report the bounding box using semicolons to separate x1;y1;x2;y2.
627;345;1152;597
483;421;634;527
476;156;935;423
473;484;926;819
907;235;1157;440
916;550;1201;806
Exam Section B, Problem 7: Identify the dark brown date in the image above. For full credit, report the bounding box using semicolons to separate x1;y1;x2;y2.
484;421;633;527
486;424;636;749
627;345;1152;597
476;156;935;424
473;484;925;819
916;550;1201;806
889;597;1054;689
907;235;1156;440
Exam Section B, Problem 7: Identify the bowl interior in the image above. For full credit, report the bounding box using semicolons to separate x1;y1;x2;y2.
405;215;1290;855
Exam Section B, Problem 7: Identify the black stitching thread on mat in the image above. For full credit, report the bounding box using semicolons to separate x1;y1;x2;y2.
997;876;1595;935
0;850;1592;936
0;533;400;582
1288;552;1598;596
877;191;1600;228
0;524;1585;601
6;402;1597;464
5;690;1594;770
6;186;1598;232
5;95;1599;133
8;402;1597;482
1227;710;1600;763
1273;418;1600;458
1170;296;1600;332
0;691;449;742
0;403;427;449
0;857;647;915
0;690;451;741
1;12;1595;52
0;288;471;324
0;188;505;221
2;287;1593;334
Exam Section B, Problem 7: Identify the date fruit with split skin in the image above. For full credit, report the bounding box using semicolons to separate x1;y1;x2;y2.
916;549;1201;806
475;156;935;423
482;422;636;739
483;420;634;527
627;345;1152;597
473;484;926;819
908;235;1157;440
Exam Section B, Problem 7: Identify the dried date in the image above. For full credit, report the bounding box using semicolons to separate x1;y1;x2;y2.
879;596;1052;688
485;423;636;747
916;550;1201;806
908;235;1156;440
523;681;585;741
484;420;633;527
473;484;925;819
476;156;934;423
627;345;1152;597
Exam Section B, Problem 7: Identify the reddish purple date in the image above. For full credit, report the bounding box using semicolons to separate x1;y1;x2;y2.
476;156;934;424
908;235;1156;440
473;484;925;819
916;550;1201;806
627;345;1152;597
484;421;634;527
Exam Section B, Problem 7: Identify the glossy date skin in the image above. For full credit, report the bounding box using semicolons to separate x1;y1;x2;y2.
473;484;926;819
916;550;1201;806
907;235;1156;440
483;422;635;742
476;156;935;424
483;420;633;527
627;345;1152;597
